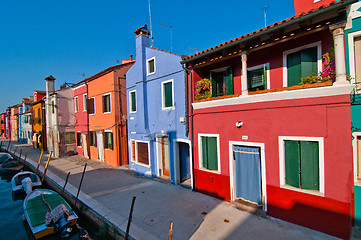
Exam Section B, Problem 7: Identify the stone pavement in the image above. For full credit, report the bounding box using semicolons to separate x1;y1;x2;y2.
0;139;340;240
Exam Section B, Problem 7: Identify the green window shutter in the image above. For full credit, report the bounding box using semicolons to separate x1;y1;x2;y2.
248;67;266;90
226;67;233;95
202;137;208;169
301;47;318;78
164;82;173;107
287;51;302;86
285;140;300;188
210;72;217;97
131;92;136;112
300;141;319;190
207;137;218;171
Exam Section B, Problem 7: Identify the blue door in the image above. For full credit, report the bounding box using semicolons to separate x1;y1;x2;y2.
233;145;262;205
179;142;190;182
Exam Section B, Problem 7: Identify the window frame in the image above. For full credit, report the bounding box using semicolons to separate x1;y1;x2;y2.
76;132;82;148
129;90;137;113
74;96;79;113
104;130;113;150
246;63;270;92
210;66;233;97
102;93;111;114
146;57;156;76
83;94;87;112
282;41;322;87
65;131;76;145
352;132;361;185
130;140;151;167
90;131;97;147
161;79;175;110
88;97;96;115
279;136;325;195
198;134;221;174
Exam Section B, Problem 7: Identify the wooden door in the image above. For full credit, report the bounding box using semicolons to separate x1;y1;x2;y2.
161;137;170;177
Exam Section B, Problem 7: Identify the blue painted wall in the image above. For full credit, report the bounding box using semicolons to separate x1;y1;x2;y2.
18;106;23;142
126;29;188;183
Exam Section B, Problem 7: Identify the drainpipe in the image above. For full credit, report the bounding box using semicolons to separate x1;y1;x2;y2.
182;63;194;190
86;81;90;159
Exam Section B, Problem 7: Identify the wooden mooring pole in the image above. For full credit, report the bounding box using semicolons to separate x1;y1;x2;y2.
74;163;87;209
125;196;136;240
168;221;173;240
13;146;17;155
62;172;71;196
36;150;44;175
0;141;3;149
19;149;22;160
41;151;52;182
22;150;28;171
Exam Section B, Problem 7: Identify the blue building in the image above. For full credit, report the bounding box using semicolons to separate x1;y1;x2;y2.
126;25;191;185
346;0;361;227
18;99;32;143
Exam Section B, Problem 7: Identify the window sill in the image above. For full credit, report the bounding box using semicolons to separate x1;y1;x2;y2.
103;111;111;115
249;81;332;95
131;160;150;168
194;94;239;103
162;106;175;111
77;146;82;148
105;148;113;151
280;184;324;197
198;168;221;174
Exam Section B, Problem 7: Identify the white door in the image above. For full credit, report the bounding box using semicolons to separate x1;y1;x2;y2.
81;133;88;158
96;131;104;162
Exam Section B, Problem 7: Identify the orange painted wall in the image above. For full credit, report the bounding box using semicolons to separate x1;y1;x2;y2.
88;63;133;166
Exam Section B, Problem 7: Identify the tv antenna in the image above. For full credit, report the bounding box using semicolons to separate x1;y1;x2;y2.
264;5;268;28
160;23;173;52
187;47;198;54
148;0;154;47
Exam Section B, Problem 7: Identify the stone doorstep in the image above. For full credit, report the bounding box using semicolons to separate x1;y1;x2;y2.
230;198;267;218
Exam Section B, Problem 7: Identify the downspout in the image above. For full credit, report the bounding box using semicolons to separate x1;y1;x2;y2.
86;81;90;159
182;63;194;190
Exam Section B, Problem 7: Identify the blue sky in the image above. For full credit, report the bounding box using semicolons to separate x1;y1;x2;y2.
0;0;295;113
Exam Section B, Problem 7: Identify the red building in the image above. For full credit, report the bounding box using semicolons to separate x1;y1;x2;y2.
1;113;6;137
182;1;355;238
72;83;89;157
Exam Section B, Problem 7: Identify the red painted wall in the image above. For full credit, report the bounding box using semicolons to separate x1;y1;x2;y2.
294;0;336;15
73;84;88;156
188;30;352;239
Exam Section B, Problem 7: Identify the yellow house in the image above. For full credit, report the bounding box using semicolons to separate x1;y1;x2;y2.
32;100;47;151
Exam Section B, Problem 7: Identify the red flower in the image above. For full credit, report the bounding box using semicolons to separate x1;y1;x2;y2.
322;72;329;77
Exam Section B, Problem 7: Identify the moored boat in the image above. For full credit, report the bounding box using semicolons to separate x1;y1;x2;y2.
11;171;41;195
23;189;78;239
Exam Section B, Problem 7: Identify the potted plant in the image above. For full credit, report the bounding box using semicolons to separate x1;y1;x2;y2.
195;78;211;100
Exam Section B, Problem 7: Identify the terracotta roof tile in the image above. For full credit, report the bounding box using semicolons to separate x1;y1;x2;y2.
183;0;344;61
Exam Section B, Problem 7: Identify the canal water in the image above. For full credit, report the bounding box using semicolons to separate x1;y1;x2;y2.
0;170;101;240
0;172;28;239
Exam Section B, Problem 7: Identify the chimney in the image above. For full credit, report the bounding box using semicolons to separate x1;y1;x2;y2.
45;75;56;94
130;54;133;61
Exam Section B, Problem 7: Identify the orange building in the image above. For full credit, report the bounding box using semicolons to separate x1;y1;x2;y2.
87;60;134;166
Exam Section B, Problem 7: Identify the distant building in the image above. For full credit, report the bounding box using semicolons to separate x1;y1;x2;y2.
72;82;89;158
19;98;32;143
45;76;76;157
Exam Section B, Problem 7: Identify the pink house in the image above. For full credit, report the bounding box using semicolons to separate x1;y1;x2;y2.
72;83;89;157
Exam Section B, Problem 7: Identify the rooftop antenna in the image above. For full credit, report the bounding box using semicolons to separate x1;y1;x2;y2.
160;23;173;52
187;47;198;54
148;0;154;47
264;5;268;28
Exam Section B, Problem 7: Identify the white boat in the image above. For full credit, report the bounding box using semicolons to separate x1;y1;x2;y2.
11;171;41;195
23;189;78;239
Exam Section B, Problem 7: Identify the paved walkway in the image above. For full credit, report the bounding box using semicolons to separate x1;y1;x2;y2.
0;139;340;240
